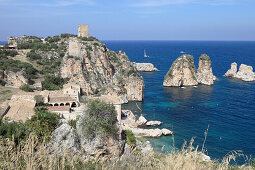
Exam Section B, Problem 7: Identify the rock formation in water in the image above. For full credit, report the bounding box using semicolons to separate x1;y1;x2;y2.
163;55;198;87
134;63;158;72
225;62;255;81
164;54;217;87
196;54;216;85
61;38;144;103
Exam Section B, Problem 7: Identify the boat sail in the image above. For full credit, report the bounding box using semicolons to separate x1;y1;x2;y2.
144;49;149;57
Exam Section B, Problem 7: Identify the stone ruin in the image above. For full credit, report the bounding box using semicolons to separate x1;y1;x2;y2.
78;24;89;38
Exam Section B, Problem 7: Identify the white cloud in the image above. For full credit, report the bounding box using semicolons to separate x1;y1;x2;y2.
131;0;235;7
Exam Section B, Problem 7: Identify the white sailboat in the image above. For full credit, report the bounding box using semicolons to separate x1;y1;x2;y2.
144;49;149;57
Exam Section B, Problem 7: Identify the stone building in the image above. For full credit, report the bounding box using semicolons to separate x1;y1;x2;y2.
78;24;89;38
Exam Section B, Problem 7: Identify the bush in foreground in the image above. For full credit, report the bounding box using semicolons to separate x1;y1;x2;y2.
80;99;118;139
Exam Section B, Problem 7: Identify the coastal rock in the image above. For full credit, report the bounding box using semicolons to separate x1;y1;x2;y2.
76;112;125;157
225;62;238;77
196;54;216;85
3;70;28;88
136;140;154;154
225;63;255;81
132;128;163;138
235;64;255;81
134;63;158;72
136;115;147;126
50;122;81;154
61;38;144;102
161;128;173;135
146;121;162;126
163;55;198;87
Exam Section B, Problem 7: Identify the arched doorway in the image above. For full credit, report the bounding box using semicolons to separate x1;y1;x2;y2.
71;102;77;107
65;103;70;106
49;104;53;106
54;103;59;106
60;103;64;106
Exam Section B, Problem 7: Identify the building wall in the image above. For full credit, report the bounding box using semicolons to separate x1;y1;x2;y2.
78;25;89;38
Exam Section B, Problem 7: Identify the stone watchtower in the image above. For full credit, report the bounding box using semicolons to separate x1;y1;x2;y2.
78;24;89;38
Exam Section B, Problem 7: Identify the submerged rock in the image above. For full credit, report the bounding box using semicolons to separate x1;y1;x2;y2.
225;62;255;81
196;54;216;85
134;63;158;72
163;55;198;87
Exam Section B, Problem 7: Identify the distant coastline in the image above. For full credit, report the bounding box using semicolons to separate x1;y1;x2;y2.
0;41;7;45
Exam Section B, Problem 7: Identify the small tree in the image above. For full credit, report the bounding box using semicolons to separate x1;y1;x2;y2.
34;95;44;106
80;100;118;139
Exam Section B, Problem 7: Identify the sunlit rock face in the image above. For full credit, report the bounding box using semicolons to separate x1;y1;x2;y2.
61;38;144;102
163;54;198;87
196;54;216;86
225;63;255;82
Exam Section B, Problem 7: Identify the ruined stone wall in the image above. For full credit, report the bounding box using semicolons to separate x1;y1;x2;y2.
78;25;89;38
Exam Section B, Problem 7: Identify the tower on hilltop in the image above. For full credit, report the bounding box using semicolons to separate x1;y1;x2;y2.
78;25;89;38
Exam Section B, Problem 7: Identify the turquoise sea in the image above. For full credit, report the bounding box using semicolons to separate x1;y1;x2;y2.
104;40;255;162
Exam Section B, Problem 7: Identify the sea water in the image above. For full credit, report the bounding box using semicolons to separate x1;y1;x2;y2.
104;40;255;161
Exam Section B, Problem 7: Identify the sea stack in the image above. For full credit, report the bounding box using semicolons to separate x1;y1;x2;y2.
163;55;198;87
225;62;255;81
196;54;216;85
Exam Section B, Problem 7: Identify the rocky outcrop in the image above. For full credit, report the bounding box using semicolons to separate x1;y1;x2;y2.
50;118;125;159
163;55;198;87
130;128;173;138
3;70;28;88
225;62;238;77
146;121;162;126
61;38;144;102
196;54;216;85
225;63;255;81
164;54;217;87
134;63;158;72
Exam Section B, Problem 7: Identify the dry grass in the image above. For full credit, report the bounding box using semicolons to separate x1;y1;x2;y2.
0;133;253;170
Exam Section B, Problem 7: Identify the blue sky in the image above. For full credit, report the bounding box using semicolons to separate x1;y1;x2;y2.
0;0;255;40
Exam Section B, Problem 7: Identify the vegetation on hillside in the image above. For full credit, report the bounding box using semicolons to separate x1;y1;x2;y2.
80;99;118;139
42;75;69;90
19;84;34;92
0;107;60;145
0;54;38;80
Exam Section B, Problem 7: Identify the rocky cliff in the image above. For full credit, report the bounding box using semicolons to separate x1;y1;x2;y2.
2;70;28;88
196;54;216;85
225;62;255;81
163;55;198;87
61;38;144;102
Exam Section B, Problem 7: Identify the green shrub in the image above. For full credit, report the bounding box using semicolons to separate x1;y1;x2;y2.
19;84;34;92
42;75;69;91
60;33;76;38
0;79;6;86
0;57;38;79
68;119;77;129
0;50;18;57
26;107;60;141
124;130;136;146
27;51;41;60
80;100;117;139
0;118;29;145
34;95;44;106
80;36;98;41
